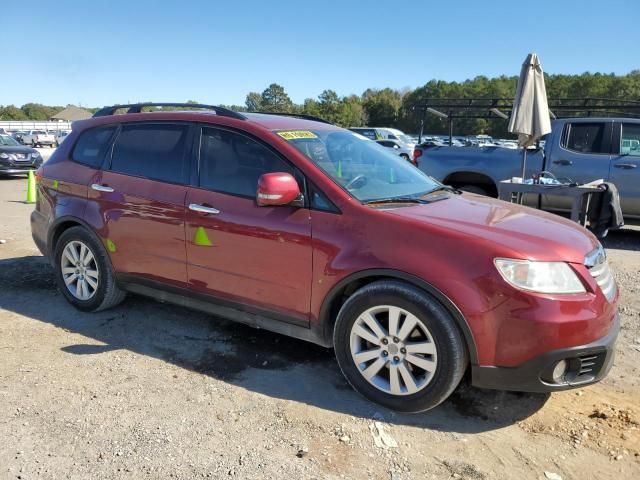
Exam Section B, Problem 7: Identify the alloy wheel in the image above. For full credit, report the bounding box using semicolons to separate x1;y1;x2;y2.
60;240;99;301
349;305;438;396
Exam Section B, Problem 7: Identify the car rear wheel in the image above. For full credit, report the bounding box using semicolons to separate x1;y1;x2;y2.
53;226;125;312
333;280;467;412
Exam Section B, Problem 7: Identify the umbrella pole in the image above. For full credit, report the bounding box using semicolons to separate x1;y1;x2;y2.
518;148;528;204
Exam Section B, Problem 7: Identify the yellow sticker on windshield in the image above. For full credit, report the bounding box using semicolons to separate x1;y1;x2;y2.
277;130;318;140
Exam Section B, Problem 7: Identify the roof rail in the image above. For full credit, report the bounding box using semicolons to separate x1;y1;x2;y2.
93;103;247;120
248;111;333;125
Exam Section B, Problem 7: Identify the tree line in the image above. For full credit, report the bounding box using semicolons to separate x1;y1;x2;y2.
2;71;639;136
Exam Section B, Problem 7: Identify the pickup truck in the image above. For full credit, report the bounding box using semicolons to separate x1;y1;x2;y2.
415;117;640;223
21;130;56;147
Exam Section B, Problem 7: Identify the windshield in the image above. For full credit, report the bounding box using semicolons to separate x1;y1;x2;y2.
278;129;440;202
0;135;20;146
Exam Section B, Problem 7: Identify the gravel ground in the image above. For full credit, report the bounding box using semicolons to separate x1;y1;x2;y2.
1;164;639;480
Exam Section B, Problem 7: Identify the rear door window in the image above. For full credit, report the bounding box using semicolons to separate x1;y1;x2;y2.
110;123;189;183
72;126;117;168
564;123;607;154
620;123;640;156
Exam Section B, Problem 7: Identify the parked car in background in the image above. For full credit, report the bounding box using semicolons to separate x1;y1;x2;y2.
375;139;414;162
376;128;416;147
0;134;43;175
22;130;55;147
55;130;71;146
495;139;518;149
11;131;27;144
350;127;415;149
31;103;618;413
414;117;640;223
349;127;384;140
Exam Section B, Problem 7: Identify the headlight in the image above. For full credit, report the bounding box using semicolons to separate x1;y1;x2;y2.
494;258;586;294
0;153;8;159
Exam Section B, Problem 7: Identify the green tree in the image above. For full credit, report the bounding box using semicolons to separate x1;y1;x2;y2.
259;83;293;112
0;105;28;120
362;88;403;126
318;89;341;124
245;92;263;111
21;103;61;120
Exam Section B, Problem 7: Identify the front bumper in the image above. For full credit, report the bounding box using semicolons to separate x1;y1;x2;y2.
0;159;42;174
471;311;619;393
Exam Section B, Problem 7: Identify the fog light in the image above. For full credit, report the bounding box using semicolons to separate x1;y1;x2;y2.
552;360;568;382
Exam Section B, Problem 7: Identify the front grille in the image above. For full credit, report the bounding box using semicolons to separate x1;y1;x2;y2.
13;153;31;162
585;246;616;302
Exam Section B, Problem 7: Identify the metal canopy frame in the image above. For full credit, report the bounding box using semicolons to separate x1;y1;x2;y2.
410;98;640;144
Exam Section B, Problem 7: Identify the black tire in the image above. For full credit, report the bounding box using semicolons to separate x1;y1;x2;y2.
53;226;126;312
333;280;468;413
459;185;489;196
400;154;411;162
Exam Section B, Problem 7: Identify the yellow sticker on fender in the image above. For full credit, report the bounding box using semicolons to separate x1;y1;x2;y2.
277;130;318;140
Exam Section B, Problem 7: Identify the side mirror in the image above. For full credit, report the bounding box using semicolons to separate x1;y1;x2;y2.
256;172;302;207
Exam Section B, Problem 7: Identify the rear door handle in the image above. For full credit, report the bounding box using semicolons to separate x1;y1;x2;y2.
91;183;114;192
552;159;573;166
614;163;637;169
189;203;220;215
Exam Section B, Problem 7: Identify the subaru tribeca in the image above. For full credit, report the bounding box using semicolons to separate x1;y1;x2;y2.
31;103;619;412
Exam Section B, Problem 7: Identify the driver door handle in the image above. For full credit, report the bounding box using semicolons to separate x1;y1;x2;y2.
614;163;637;169
189;203;220;215
552;159;573;166
91;183;114;193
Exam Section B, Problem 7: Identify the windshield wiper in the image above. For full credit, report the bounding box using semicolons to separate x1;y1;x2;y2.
364;197;429;205
425;185;461;195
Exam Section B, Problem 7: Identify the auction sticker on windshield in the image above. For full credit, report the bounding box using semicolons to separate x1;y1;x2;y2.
276;130;318;140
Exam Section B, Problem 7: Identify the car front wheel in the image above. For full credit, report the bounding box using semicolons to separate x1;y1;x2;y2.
333;280;468;412
53;226;125;312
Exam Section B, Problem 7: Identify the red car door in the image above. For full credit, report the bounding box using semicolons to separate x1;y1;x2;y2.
184;126;312;324
88;122;191;287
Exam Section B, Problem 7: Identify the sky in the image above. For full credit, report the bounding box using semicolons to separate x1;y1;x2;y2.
3;0;639;108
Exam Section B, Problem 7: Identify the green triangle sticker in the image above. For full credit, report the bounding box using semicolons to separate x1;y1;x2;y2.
193;226;213;246
106;238;117;253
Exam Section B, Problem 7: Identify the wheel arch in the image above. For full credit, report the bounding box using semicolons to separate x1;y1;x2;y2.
443;171;498;197
48;216;103;260
319;269;478;364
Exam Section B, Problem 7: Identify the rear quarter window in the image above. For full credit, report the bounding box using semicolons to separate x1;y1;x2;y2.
71;126;117;168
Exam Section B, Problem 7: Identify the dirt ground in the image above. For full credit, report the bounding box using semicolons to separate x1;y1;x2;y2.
1;154;639;480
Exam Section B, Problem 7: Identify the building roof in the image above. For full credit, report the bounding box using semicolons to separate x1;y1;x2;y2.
50;106;92;121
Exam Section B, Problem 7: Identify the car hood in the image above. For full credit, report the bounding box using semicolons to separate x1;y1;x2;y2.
0;146;38;154
383;193;598;263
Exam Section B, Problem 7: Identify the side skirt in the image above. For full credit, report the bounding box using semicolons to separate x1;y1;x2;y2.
117;276;331;348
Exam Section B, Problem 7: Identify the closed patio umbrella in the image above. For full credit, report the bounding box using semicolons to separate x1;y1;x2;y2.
508;53;552;180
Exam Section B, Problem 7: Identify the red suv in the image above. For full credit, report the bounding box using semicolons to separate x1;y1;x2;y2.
31;103;619;412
